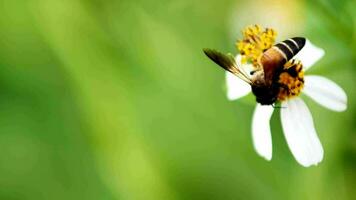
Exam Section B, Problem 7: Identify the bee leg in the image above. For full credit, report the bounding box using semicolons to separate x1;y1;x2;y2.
272;103;286;109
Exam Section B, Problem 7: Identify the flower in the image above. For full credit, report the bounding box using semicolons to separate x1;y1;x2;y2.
226;26;347;167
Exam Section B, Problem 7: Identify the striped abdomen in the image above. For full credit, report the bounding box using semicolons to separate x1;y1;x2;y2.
260;37;306;84
274;37;306;61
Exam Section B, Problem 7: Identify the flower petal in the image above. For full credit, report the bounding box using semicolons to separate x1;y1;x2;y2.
293;39;325;71
303;75;347;112
226;71;251;100
235;54;255;79
252;104;274;161
281;98;323;167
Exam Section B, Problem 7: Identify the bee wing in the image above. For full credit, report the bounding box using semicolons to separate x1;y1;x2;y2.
203;48;252;84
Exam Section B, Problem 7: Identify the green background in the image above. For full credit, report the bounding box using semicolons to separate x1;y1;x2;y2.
0;0;355;199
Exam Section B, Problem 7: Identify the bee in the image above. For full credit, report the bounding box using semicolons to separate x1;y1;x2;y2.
203;37;306;105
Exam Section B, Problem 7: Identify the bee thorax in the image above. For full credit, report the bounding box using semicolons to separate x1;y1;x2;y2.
251;84;279;105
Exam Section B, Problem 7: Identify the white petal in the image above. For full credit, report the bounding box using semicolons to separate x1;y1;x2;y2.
235;54;243;64
226;72;251;100
252;104;274;161
235;54;256;72
235;54;255;79
281;98;323;167
293;39;325;71
303;75;347;112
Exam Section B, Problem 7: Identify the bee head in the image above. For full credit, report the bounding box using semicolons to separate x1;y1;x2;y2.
251;84;279;105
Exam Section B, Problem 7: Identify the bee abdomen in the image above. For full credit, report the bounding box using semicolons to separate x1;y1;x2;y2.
274;37;306;61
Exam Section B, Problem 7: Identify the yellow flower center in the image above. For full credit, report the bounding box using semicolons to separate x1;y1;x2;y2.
236;25;277;66
277;60;304;101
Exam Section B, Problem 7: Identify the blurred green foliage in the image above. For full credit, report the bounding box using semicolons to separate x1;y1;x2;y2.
0;0;355;199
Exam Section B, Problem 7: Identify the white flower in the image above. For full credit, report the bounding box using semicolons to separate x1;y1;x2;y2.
226;40;347;167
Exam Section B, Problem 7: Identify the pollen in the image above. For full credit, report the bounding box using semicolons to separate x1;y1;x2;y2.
236;25;277;66
277;60;304;101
